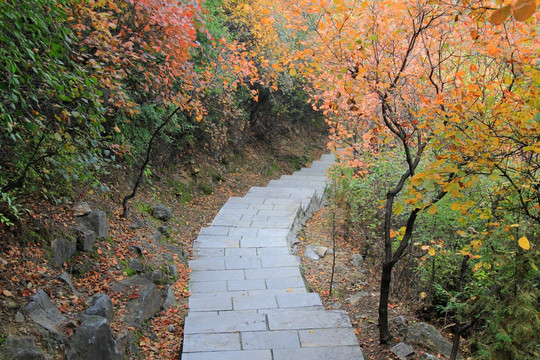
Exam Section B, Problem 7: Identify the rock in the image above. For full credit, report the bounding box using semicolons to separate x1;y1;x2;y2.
130;245;144;256
167;264;178;278
147;231;161;243
152;204;172;221
399;322;460;360
75;225;96;252
128;258;144;273
77;210;109;239
352;254;364;268
162;286;176;310
163;244;188;264
4;299;18;309
23;289;67;337
419;353;439;360
391;342;415;359
15;311;25;323
73;202;92;217
144;269;168;285
129;216;146;230
58;272;81;296
66;315;121;360
158;225;170;237
390;315;407;330
1;334;45;360
116;332;139;358
51;237;76;267
167;325;175;333
349;291;370;306
84;293;114;322
305;243;333;260
111;276;160;327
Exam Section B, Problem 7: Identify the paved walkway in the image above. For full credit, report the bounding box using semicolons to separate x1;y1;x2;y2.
182;154;364;359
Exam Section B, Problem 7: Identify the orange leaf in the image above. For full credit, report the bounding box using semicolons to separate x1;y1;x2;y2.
470;29;480;40
489;5;512;25
512;0;537;22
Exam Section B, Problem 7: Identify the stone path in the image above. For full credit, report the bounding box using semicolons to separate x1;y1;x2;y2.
182;154;364;359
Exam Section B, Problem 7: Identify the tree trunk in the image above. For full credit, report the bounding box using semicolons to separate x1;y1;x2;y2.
379;261;393;343
122;107;180;217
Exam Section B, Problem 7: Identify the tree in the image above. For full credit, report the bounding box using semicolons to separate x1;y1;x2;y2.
273;0;537;345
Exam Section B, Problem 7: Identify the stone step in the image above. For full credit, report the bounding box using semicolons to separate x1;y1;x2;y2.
182;153;363;359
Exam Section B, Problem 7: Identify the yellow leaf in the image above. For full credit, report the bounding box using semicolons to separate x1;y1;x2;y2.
512;0;537;22
113;125;121;133
427;204;438;215
451;202;461;211
461;246;471;256
289;68;297;76
489;5;512;25
428;247;436;256
518;236;530;250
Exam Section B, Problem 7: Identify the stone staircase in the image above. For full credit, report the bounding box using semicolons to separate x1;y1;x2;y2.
181;154;364;359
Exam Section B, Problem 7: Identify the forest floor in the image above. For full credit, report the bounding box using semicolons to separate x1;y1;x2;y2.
299;204;462;360
0;128;327;359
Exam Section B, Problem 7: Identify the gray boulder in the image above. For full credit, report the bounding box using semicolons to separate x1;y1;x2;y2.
128;258;144;273
58;272;81;296
352;253;364;268
399;322;460;359
111;276;160;327
390;315;407;330
23;290;66;337
116;332;139;358
73;202;92;217
144;269;169;285
1;334;45;360
391;342;415;359
51;237;76;267
305;244;333;260
84;293;114;322
75;225;96;252
152;204;172;221
77;210;109;239
66;315;121;360
162;286;176;310
349;291;370;306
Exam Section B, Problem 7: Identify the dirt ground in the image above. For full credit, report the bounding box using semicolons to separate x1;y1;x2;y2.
299;205;448;360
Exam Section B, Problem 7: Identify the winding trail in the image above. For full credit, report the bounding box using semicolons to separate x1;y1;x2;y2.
181;154;364;359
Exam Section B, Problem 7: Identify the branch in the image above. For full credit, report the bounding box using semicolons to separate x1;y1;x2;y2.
121;106;181;217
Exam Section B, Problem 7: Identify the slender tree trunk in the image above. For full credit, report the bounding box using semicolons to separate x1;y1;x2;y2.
122;107;180;217
450;256;469;360
379;261;393;343
329;210;337;297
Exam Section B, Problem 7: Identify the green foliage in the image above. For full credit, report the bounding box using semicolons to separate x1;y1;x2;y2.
0;0;105;220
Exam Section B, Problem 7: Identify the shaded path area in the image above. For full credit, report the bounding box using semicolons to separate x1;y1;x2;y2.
181;154;364;359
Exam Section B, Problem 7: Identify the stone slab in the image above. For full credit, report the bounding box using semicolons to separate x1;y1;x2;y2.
267;309;352;330
189;270;244;282
241;330;300;350
182;333;241;352
184;312;266;334
298;327;359;347
182;350;272;360
188;292;233;312
245;267;300;280
227;279;266;291
276;293;322;308
273;346;364;360
189;281;228;293
233;294;277;310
